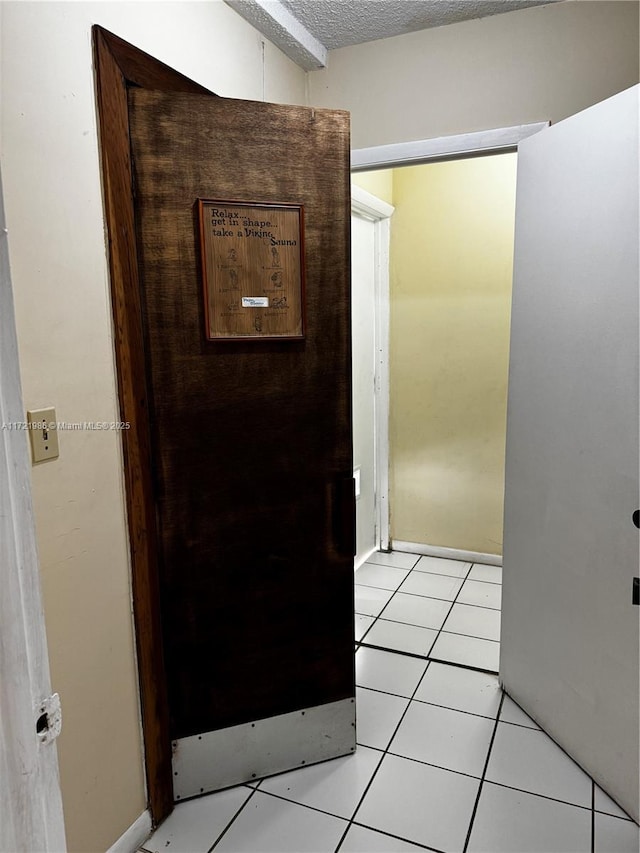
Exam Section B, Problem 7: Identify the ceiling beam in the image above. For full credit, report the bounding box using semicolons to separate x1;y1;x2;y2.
225;0;327;70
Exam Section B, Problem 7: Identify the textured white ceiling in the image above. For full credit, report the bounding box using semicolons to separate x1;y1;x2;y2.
280;0;560;50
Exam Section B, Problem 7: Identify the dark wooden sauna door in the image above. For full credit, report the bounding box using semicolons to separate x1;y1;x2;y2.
127;89;355;799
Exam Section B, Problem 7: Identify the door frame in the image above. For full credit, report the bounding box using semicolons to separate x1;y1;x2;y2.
351;186;394;554
93;26;215;825
350;121;548;555
0;170;67;851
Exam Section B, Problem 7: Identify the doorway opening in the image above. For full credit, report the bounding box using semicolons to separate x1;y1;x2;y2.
349;126;545;674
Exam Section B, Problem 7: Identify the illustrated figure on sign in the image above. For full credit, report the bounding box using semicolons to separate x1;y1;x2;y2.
273;296;287;309
271;271;283;288
271;247;281;268
229;268;238;287
254;315;263;333
227;248;237;262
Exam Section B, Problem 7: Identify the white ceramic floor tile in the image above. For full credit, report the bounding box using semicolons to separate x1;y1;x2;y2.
144;785;252;852
362;618;438;656
499;695;540;730
442;602;501;641
399;571;464;601
414;661;502;719
355;585;394;617
355;614;375;642
457;579;502;610
467;563;503;584
355;686;410;750
389;700;494;778
366;551;420;570
356;647;427;698
258;747;382;820
467;781;591;853
355;753;479;853
594;785;634;820
213;790;347;852
356;563;409;591
430;632;500;672
380;592;451;630
486;723;593;807
414;556;471;578
594;812;640;853
340;824;427;852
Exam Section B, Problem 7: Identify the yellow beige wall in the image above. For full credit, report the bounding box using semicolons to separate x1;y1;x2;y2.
352;170;394;206
389;155;517;555
0;3;305;851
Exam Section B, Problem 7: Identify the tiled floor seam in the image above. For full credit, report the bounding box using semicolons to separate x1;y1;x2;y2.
357;590;501;611
360;623;500;647
427;656;498;677
356;560;497;650
208;785;260;852
461;690;506;853
497;693;635;822
423;568;482;667
347;821;447;853
591;779;596;853
335;659;435;852
235;783;357;825
480;778;596;814
357;559;474;632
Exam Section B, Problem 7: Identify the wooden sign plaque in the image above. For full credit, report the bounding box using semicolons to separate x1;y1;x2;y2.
198;199;305;340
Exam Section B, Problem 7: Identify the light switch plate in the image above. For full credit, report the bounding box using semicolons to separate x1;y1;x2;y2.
27;408;59;462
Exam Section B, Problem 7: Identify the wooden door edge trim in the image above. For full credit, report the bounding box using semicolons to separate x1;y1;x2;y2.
94;26;214;95
93;26;178;825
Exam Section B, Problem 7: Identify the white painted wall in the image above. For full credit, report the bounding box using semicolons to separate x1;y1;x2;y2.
502;86;639;821
309;1;639;148
0;3;305;851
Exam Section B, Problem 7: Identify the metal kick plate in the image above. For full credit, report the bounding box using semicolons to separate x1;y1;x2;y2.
172;696;356;800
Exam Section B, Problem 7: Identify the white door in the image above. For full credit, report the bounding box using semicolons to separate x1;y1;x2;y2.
501;85;639;820
351;212;377;563
351;186;394;561
0;173;67;850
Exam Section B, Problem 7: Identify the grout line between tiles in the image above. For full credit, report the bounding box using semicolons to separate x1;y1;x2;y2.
383;750;490;783
334;658;434;851
240;783;354;825
426;655;499;677
497;692;631;813
464;576;502;586
479;777;595;813
437;627;500;643
361;619;500;646
591;779;596;853
358;640;437;661
353;679;422;701
346;821;448;853
424;568;479;666
208;785;260;852
356;559;471;657
400;567;475;581
357;640;500;678
409;695;500;722
461;690;506;853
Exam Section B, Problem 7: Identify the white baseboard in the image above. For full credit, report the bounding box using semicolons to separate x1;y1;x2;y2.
392;540;502;567
107;809;152;853
354;545;378;571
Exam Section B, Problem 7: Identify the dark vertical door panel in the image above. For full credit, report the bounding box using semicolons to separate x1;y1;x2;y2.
128;90;354;740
